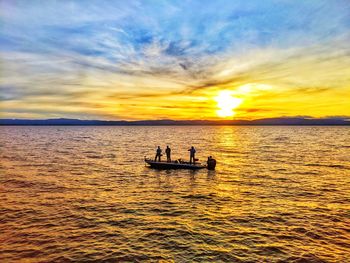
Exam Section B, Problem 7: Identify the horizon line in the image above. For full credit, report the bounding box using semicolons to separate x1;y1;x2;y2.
1;117;349;126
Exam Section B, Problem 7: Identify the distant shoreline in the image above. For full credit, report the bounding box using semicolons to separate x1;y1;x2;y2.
1;118;349;126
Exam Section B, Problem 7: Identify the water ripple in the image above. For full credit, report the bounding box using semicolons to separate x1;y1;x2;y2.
1;126;349;262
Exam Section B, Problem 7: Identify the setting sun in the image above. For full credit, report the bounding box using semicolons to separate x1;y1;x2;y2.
215;91;242;118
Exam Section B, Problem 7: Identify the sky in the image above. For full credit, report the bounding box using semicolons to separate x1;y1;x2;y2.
1;0;349;120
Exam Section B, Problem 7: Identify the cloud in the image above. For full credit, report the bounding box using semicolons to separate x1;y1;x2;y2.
1;0;350;119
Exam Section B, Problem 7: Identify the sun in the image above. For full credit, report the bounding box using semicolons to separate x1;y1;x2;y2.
215;90;242;118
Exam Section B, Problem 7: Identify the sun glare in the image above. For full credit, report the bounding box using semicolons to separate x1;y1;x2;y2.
215;90;242;118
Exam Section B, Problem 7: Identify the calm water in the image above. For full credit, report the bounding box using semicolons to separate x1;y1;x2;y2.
1;126;349;262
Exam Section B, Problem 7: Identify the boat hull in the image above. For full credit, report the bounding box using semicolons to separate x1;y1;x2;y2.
145;159;206;170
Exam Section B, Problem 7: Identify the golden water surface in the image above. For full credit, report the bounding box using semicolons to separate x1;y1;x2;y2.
1;126;349;262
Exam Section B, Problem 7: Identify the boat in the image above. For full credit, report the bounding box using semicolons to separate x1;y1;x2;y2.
145;158;207;170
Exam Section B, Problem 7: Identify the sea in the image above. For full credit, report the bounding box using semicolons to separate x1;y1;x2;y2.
1;126;349;262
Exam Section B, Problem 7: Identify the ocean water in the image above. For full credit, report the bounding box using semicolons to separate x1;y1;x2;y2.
0;126;349;262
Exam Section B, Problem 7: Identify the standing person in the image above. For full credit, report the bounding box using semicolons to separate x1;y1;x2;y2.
188;146;196;164
155;146;162;162
165;145;171;162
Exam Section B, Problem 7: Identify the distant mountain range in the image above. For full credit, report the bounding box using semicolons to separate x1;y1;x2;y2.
0;117;349;126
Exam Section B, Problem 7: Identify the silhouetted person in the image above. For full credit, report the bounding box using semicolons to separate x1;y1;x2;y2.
165;145;171;162
188;146;196;164
155;146;162;162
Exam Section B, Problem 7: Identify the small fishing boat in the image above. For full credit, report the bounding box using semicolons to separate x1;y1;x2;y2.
145;158;207;170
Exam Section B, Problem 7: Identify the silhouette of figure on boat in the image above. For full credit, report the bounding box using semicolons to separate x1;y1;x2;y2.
188;146;196;164
165;145;171;162
155;146;162;162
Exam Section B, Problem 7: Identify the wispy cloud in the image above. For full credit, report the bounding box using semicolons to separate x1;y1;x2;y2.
1;0;350;119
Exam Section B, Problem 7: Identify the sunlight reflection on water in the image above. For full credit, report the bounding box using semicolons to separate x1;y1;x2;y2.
1;126;349;262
